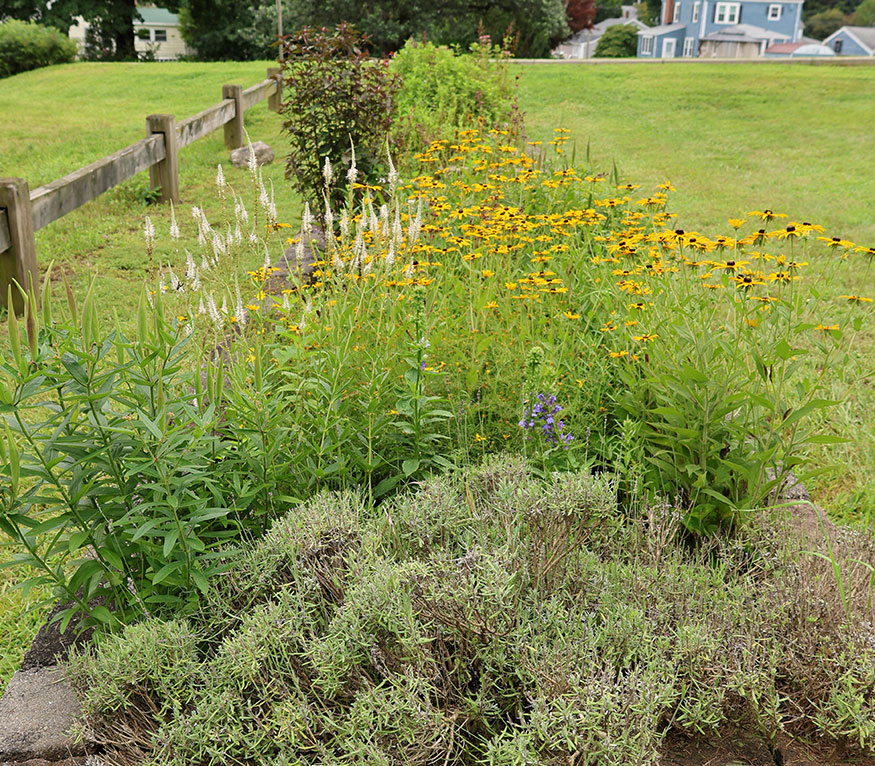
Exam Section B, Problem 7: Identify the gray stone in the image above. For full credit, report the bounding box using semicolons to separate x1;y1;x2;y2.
229;141;275;169
0;668;84;763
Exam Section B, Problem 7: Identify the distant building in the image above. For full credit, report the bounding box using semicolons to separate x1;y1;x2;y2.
763;40;835;55
554;6;648;58
637;0;804;58
822;26;875;55
69;6;191;61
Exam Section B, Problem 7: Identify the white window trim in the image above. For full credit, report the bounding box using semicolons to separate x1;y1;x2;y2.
673;2;682;22
692;2;700;22
641;35;654;54
661;38;677;56
767;4;781;19
682;36;696;56
715;2;740;23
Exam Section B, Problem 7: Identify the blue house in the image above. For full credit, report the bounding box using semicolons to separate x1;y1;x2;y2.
637;0;803;57
822;26;875;56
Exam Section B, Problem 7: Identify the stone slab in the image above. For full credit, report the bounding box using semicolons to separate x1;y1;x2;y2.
0;668;84;762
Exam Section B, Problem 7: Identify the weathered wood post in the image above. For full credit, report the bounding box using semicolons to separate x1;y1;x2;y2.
222;84;245;149
0;178;38;315
146;114;179;204
267;67;282;112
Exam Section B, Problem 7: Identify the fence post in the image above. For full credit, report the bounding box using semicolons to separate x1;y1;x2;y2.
0;178;38;315
146;114;179;204
222;84;244;150
267;67;282;112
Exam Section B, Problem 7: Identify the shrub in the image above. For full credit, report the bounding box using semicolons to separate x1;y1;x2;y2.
65;459;875;764
593;24;641;57
0;20;77;79
278;23;399;207
0;273;289;632
389;38;523;149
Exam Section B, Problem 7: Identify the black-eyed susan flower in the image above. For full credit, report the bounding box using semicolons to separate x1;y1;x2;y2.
633;333;659;342
749;209;787;221
731;274;766;290
839;295;873;304
563;311;581;319
814;324;839;332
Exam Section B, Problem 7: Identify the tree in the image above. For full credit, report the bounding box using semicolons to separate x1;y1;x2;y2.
566;0;596;32
180;0;570;61
593;22;639;55
0;0;177;60
804;7;846;38
852;0;875;25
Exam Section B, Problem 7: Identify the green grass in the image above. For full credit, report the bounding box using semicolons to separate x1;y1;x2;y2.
516;62;875;245
0;61;302;328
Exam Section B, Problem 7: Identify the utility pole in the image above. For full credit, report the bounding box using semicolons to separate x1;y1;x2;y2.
276;0;284;62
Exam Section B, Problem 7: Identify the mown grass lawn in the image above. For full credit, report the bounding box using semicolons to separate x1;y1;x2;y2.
1;59;874;691
0;61;302;324
517;62;875;245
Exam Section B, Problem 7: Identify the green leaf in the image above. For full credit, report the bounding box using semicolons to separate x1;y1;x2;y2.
89;605;115;625
191;568;209;595
806;434;849;445
373;474;401;499
152;561;182;586
774;339;793;361
402;459;420;476
68;531;90;554
163;529;179;559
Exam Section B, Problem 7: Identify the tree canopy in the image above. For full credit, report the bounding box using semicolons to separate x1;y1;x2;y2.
593;23;639;56
179;0;571;60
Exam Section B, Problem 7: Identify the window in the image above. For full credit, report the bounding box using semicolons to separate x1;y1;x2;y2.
683;36;696;56
136;28;150;40
641;35;654;54
834;38;843;53
767;4;781;19
692;1;700;22
154;29;167;42
714;2;740;23
673;2;681;22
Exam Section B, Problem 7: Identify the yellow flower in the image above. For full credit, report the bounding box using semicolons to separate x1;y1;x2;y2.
839;295;873;303
600;322;618;332
481;269;495;277
814;324;839;332
633;333;659;342
608;350;628;358
728;218;746;229
475;432;487;442
485;301;498;309
504;282;518;290
657;182;676;191
563;311;581;319
748;209;787;221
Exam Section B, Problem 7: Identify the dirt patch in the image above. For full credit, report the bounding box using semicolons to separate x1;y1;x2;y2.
660;728;875;765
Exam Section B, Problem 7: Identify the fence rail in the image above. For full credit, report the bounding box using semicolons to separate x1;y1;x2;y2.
0;67;283;313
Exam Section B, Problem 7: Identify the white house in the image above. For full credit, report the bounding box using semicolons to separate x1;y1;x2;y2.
554;6;649;58
69;6;190;61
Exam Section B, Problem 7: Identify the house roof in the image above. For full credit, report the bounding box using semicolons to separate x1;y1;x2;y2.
136;7;179;26
566;17;647;43
701;23;791;42
637;23;685;36
823;26;875;53
766;41;835;54
766;42;804;53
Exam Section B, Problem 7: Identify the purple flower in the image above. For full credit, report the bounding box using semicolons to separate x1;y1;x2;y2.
519;392;573;448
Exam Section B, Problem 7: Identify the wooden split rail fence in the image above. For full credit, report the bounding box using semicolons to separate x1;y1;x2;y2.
0;68;283;314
